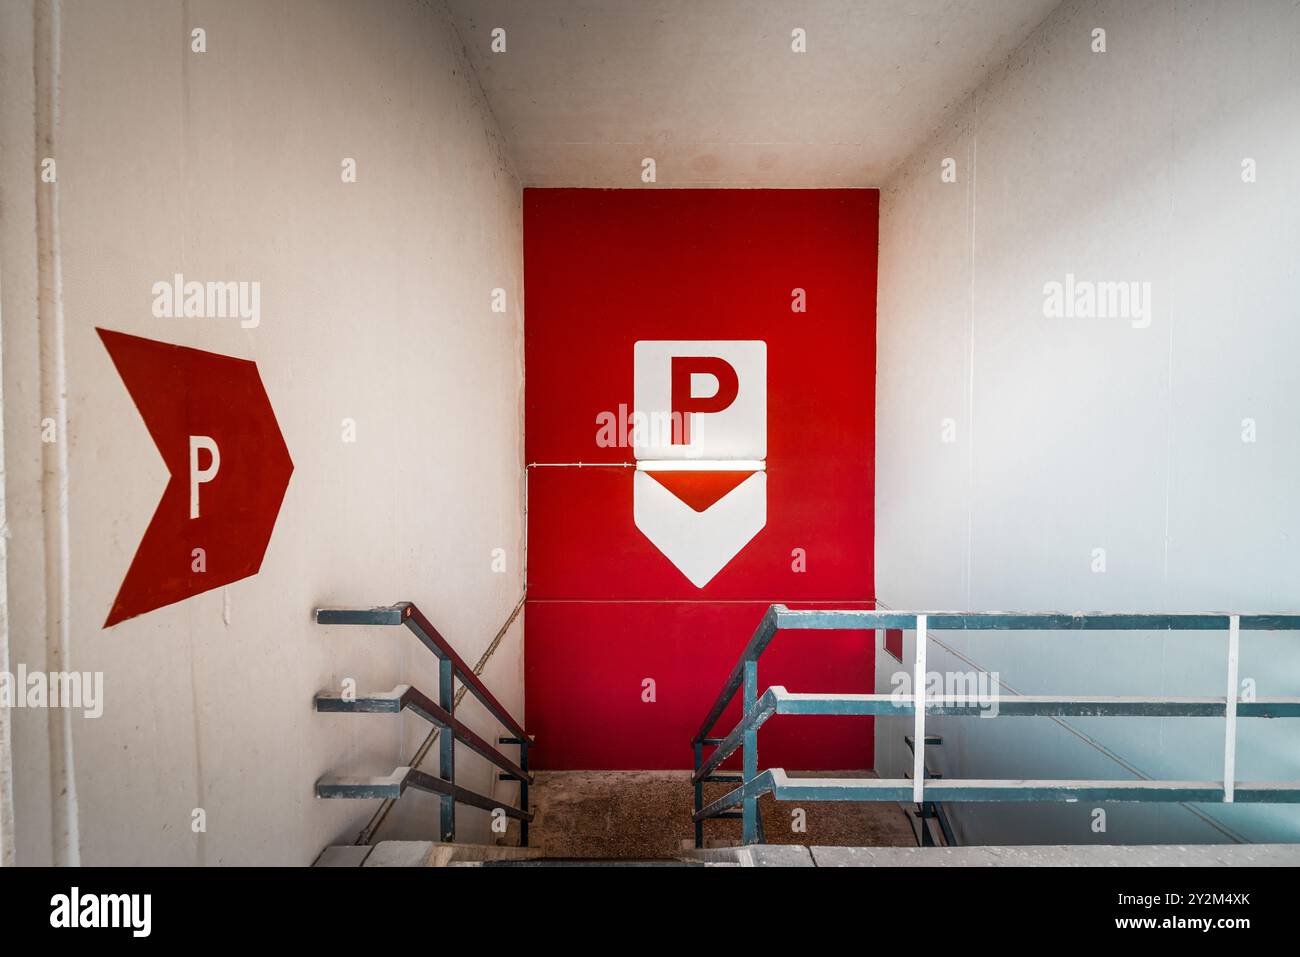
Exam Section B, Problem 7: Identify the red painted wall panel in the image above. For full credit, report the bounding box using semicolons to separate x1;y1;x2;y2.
526;466;872;601
525;601;877;770
524;188;878;769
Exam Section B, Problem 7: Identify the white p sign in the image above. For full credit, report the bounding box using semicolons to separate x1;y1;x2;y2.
189;435;220;519
632;341;767;587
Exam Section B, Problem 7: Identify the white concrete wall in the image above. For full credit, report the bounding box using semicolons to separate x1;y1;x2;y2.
875;0;1300;844
0;0;526;865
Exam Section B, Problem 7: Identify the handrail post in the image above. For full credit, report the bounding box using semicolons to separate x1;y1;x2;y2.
742;658;759;845
438;655;455;841
1224;614;1240;803
519;739;531;847
913;614;927;805
693;740;704;849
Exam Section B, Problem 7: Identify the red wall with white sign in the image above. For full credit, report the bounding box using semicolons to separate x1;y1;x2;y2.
524;189;878;769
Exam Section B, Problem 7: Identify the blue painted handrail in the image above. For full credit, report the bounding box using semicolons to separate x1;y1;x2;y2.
692;605;1300;846
315;602;533;845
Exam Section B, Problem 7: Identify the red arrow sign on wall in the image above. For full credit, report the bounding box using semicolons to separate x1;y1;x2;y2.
97;328;294;627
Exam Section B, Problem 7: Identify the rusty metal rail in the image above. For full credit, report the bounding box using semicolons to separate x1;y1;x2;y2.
314;602;534;845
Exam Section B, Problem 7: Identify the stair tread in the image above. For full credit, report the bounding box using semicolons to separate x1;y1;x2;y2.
313;845;374;867
364;841;436;867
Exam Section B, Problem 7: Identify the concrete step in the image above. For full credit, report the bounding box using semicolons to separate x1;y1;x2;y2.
313;844;375;867
315;769;409;800
428;842;547;866
313;840;545;867
462;858;738;867
681;843;1300;867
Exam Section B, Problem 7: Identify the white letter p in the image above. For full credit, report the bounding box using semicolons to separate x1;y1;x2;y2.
189;435;220;519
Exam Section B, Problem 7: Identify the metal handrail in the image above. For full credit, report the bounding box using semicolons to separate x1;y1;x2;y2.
905;734;956;847
315;602;534;845
317;602;527;739
317;766;533;820
315;684;532;783
692;605;1300;846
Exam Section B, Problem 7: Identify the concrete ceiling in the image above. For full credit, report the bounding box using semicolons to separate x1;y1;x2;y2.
445;0;1063;188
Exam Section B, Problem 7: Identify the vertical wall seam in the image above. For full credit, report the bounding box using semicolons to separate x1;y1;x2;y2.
0;386;12;865
1160;0;1178;591
0;0;18;857
0;124;14;868
441;0;529;631
34;0;79;866
965;95;978;609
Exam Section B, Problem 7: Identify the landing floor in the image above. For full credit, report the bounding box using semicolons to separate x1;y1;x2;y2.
514;769;918;858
